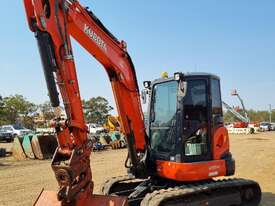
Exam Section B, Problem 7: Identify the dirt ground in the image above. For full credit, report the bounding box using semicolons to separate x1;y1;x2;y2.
0;132;275;206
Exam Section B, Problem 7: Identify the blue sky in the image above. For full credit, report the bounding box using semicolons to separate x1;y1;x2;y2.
0;0;274;111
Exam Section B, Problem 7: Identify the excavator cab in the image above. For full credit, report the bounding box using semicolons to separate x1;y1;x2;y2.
143;73;234;181
147;73;220;161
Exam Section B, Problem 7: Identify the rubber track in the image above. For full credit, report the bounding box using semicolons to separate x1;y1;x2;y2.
100;175;135;195
140;178;261;206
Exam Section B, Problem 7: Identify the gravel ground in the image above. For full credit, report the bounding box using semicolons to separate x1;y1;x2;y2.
0;132;275;206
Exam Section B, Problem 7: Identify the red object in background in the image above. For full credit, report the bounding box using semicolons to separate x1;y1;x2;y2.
249;122;260;127
234;106;241;112
233;122;249;128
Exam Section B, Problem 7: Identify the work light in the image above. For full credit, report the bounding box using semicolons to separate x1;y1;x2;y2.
143;81;151;89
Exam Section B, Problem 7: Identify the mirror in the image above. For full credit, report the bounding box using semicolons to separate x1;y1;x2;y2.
141;89;147;104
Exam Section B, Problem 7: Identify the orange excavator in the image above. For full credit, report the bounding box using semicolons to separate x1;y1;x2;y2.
23;0;261;205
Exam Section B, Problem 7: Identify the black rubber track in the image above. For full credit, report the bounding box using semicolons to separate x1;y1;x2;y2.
101;175;136;195
140;178;261;206
101;176;261;206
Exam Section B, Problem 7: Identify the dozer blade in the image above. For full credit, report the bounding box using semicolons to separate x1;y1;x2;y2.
11;136;26;160
34;190;128;206
31;134;58;160
22;134;35;159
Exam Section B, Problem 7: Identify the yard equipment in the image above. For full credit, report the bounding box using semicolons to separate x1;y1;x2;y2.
103;116;127;149
22;134;35;159
11;136;26;160
109;131;126;149
31;134;58;159
104;116;121;132
231;89;249;122
222;100;259;134
23;0;261;206
12;134;57;160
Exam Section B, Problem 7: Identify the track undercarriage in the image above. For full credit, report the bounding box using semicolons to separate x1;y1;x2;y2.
101;176;261;206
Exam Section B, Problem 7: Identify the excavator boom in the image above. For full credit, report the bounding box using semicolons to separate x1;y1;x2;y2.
23;0;147;205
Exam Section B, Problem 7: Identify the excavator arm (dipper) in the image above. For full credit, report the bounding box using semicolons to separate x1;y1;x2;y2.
23;0;147;204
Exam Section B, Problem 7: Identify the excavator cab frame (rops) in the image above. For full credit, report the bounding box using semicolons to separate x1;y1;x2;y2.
145;73;235;181
23;0;261;205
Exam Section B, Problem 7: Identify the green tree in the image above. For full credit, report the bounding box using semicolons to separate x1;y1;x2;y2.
0;95;6;125
0;95;37;128
83;96;113;125
38;101;55;121
271;110;275;122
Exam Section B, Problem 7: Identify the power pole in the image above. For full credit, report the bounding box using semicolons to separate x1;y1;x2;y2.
269;104;272;123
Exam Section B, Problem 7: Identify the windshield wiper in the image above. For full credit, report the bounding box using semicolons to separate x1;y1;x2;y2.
167;118;177;144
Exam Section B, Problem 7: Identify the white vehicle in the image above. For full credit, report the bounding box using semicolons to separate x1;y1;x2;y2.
259;122;271;131
1;125;32;136
87;123;105;134
270;123;275;131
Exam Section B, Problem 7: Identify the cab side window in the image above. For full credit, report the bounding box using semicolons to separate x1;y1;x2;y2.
210;78;223;129
211;79;222;115
184;80;207;122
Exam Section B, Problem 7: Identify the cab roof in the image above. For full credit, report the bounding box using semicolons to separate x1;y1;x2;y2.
151;72;220;85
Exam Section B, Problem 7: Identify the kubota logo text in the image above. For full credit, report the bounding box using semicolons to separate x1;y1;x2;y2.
84;24;107;52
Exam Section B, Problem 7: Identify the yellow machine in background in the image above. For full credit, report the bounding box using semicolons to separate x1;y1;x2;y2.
104;115;121;132
102;115;126;149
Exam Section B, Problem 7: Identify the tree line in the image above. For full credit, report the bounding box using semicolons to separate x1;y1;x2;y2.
0;94;113;129
0;94;273;129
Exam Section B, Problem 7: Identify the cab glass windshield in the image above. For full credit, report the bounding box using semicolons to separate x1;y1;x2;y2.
150;81;178;153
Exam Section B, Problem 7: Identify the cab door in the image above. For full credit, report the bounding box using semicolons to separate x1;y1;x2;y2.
149;80;179;161
181;78;212;162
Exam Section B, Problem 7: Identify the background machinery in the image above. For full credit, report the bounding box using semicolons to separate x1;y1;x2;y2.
103;116;127;149
104;115;121;133
223;89;259;134
222;101;250;125
231;89;250;124
23;0;261;205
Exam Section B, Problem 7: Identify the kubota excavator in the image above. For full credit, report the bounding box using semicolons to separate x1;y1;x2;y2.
23;0;261;205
